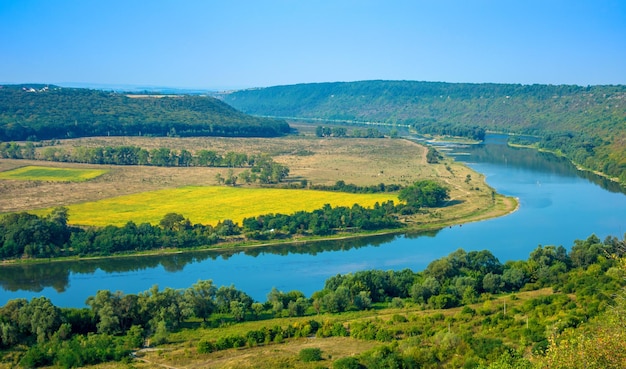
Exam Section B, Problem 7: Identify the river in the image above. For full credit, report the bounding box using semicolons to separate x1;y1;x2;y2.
1;134;624;307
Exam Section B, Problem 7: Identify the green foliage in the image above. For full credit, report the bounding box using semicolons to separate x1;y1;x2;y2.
0;196;418;260
1;143;291;185
426;147;442;164
310;180;403;194
0;233;624;368
316;126;347;137
243;201;403;239
398;180;450;207
197;339;215;354
333;356;365;369
223;80;626;184
299;347;323;362
0;85;290;141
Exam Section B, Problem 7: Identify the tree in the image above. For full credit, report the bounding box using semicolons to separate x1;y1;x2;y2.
230;301;247;322
125;325;144;349
184;280;217;322
215;172;224;185
19;297;61;343
151;320;168;345
225;169;237;186
178;149;193;166
215;285;253;315
399;180;449;207
287;298;309;317
86;290;121;334
267;287;286;316
482;273;504;294
159;213;189;232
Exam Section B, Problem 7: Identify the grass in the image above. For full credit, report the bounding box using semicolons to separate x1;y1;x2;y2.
0;135;517;232
0;165;107;182
117;289;556;369
35;186;398;227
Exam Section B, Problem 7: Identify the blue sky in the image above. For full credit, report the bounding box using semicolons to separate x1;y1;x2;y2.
1;0;625;89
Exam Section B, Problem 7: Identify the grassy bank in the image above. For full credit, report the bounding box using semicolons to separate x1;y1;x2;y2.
0;135;517;264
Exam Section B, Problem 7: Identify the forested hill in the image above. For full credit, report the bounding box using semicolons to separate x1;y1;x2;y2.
222;80;626;184
0;85;290;140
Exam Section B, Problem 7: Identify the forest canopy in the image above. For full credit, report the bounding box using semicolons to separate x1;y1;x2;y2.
222;80;626;183
0;85;290;141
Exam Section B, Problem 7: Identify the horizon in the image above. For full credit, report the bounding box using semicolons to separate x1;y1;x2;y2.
2;1;625;89
2;78;624;94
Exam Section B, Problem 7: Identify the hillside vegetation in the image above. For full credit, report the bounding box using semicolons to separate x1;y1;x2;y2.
0;234;624;368
0;85;290;140
222;80;626;183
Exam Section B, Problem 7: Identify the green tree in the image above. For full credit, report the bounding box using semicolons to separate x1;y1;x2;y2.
20;297;61;343
159;213;189;232
399;180;449;207
184;280;217;322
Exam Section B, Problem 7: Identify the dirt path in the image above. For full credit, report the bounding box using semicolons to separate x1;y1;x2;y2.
133;349;182;369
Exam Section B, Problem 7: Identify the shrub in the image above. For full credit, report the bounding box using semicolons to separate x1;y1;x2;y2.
390;297;404;308
197;339;215;354
299;347;323;362
333;356;364;369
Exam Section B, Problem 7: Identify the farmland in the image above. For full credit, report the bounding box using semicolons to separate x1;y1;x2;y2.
33;186;398;227
0;165;107;182
0;132;514;233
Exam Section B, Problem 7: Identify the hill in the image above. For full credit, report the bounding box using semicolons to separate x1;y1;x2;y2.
222;80;626;184
0;84;290;140
0;234;624;368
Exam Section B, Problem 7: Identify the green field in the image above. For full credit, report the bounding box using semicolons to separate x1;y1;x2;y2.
0;165;107;182
40;186;398;227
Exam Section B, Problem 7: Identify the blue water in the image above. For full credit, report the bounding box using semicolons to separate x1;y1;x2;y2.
1;135;625;307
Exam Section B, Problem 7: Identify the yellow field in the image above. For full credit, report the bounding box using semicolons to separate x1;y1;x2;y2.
0;165;107;182
40;186;398;227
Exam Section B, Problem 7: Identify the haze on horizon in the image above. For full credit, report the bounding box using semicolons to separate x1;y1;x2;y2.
1;0;625;90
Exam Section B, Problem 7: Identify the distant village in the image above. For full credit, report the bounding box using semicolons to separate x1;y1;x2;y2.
22;86;52;92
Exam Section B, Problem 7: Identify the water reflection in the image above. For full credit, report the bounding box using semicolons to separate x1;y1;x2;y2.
2;133;624;306
0;231;432;293
440;134;625;194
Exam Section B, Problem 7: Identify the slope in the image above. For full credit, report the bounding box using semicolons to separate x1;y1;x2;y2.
0;84;290;141
222;80;626;183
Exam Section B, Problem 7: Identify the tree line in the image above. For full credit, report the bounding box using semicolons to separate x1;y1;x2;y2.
0;142;291;184
0;233;623;367
0;180;450;260
309;180;403;194
0;85;290;141
314;125;386;139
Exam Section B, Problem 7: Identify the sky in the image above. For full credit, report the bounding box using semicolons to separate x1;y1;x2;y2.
1;0;625;89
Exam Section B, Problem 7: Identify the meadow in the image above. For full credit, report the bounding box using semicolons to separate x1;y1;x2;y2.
0;165;107;182
35;186;398;227
106;288;558;369
0;132;513;231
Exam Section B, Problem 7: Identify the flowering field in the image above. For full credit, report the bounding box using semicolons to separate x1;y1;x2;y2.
37;186;398;227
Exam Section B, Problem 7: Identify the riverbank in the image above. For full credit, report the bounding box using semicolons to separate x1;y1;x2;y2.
0;136;518;265
508;142;625;188
0;191;518;266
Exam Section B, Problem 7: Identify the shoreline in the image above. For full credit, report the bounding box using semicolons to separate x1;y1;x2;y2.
508;142;625;187
0;193;519;266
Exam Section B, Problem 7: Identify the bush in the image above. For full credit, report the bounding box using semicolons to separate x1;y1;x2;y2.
197;339;215;354
390;297;404;308
299;347;323;362
333;356;364;369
